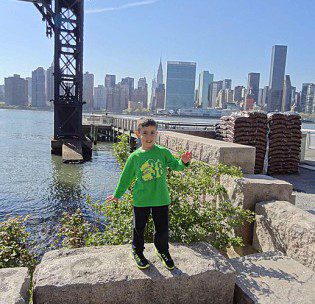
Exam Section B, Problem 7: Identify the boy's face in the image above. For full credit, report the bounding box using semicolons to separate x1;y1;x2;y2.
136;125;158;150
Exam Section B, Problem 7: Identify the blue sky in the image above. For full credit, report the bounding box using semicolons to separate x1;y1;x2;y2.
0;0;314;90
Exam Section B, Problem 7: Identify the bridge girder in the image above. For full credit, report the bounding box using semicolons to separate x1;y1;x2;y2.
18;0;85;140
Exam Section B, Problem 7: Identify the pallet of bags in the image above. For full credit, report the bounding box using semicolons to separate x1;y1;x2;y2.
267;112;301;175
215;111;268;174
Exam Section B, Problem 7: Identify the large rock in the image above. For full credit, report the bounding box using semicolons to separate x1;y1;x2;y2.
253;200;315;270
0;267;30;304
220;174;293;244
157;131;256;174
230;251;315;304
33;243;236;304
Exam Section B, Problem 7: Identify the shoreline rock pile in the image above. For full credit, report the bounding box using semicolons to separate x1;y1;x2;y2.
215;112;267;174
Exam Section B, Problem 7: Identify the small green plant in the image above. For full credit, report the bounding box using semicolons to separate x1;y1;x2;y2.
0;215;37;271
54;209;92;249
113;133;130;169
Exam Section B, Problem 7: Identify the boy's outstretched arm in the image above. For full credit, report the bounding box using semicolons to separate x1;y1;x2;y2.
165;149;192;171
106;155;135;203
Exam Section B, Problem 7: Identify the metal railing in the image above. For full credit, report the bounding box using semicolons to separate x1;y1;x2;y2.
302;129;315;149
82;114;215;131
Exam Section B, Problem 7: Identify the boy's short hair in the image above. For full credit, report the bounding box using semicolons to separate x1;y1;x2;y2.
137;118;158;132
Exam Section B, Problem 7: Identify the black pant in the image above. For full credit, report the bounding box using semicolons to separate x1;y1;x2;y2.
132;205;169;253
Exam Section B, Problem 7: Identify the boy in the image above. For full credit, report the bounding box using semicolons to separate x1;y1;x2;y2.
106;118;192;270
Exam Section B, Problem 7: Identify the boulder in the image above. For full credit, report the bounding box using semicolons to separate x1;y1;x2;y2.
0;267;30;304
219;174;293;244
33;243;236;304
230;251;315;304
253;200;315;270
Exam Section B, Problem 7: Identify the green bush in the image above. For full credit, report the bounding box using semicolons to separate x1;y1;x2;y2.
85;162;253;250
0;215;37;271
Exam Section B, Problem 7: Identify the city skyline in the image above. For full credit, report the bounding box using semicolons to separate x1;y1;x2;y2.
3;51;314;114
0;0;314;90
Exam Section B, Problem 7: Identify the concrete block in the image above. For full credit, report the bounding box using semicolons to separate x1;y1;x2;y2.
253;200;315;271
0;267;30;304
220;174;293;244
157;131;255;174
230;251;315;304
33;243;236;304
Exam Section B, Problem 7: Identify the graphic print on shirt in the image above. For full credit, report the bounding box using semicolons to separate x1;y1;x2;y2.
140;159;164;181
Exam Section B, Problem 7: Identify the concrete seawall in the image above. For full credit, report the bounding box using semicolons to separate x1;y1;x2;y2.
157;131;256;174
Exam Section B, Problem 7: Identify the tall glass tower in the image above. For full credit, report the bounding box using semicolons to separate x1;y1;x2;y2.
198;71;214;109
247;73;260;104
165;61;196;112
268;45;287;112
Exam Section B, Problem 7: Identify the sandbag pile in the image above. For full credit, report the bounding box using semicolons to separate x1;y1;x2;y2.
267;112;302;174
215;111;268;174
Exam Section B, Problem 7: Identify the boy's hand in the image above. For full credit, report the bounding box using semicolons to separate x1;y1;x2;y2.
106;195;119;203
181;151;192;164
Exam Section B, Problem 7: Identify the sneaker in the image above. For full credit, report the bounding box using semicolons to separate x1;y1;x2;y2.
130;250;150;269
155;248;175;270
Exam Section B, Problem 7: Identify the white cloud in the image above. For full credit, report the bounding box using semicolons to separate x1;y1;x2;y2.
86;0;159;14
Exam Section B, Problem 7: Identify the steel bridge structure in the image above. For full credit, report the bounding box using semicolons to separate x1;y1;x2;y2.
19;0;91;162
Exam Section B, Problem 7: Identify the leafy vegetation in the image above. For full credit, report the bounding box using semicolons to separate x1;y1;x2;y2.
0;215;37;271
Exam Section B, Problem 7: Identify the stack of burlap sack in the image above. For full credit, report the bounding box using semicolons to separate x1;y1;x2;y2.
215;111;268;174
267;112;302;174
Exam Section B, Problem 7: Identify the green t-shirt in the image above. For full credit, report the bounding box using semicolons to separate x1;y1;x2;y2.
113;144;189;207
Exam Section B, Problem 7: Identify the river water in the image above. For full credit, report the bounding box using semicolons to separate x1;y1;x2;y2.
0;109;121;253
0;109;314;254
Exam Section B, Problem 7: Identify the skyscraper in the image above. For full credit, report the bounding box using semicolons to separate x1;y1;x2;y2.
155;84;165;110
305;84;315;114
247;73;260;104
0;85;4;102
26;77;32;106
83;72;94;112
46;63;54;106
94;85;106;110
133;77;148;108
104;75;116;112
233;86;244;103
150;77;157;111
198;70;214;109
262;86;269;110
4;74;28;106
209;81;223;108
105;74;116;88
138;77;147;90
291;86;296;107
157;59;163;86
268;45;287;111
258;88;263;106
32;67;46;107
121;77;134;100
165;61;196;112
281;75;292;112
216;89;233;109
300;83;313;113
223;79;232;90
294;92;301;112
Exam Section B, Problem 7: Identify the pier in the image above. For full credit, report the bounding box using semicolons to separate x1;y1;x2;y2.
82;114;217;145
